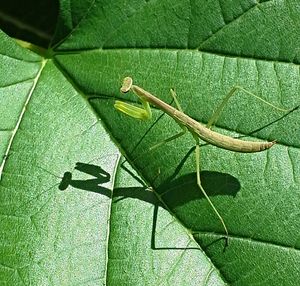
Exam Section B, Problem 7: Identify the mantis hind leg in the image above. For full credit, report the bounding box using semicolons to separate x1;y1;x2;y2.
207;86;290;129
194;136;229;245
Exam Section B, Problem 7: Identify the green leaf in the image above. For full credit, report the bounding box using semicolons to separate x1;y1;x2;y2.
1;1;300;285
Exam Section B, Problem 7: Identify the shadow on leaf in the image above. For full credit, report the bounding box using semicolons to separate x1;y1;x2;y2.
58;160;240;251
58;162;111;196
158;171;240;207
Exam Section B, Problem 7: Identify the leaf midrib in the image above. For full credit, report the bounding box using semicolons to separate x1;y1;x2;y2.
0;58;47;180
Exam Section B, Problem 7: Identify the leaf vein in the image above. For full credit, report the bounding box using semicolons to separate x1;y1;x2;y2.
0;59;47;180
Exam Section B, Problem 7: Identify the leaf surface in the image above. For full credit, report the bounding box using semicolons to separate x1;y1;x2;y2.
1;1;300;285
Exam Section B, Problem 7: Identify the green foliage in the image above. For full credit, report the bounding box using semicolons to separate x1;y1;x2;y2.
1;1;300;285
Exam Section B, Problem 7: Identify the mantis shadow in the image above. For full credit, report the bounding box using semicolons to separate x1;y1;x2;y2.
58;162;112;197
47;158;225;260
58;157;240;252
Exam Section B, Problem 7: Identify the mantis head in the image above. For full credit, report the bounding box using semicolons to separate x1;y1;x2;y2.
114;77;152;120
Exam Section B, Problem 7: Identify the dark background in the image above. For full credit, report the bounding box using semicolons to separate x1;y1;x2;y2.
0;0;58;47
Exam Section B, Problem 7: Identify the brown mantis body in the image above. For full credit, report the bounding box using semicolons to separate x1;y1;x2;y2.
128;82;276;153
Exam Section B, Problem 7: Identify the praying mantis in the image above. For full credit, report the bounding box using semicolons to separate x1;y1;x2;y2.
114;76;290;244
